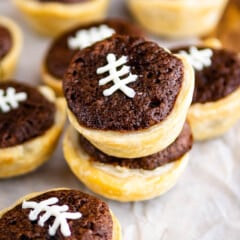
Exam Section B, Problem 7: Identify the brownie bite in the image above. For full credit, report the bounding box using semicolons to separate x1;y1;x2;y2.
63;35;184;131
0;189;114;239
62;32;195;159
172;46;240;103
0;81;66;178
0;81;55;148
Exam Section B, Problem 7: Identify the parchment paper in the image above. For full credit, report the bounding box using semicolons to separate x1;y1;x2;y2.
0;1;240;239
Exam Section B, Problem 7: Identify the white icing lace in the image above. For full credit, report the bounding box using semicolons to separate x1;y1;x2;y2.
22;197;82;237
178;46;213;71
0;87;27;113
97;53;138;98
68;24;115;50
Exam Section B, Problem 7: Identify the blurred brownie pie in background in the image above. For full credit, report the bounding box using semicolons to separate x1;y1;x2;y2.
172;40;240;140
0;81;66;178
0;16;22;80
127;0;228;38
12;0;110;36
42;18;144;95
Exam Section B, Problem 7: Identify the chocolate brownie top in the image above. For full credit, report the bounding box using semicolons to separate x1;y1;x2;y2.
0;189;113;240
63;35;184;131
0;82;55;148
45;19;144;79
38;0;88;3
0;25;12;60
80;122;192;170
172;46;240;103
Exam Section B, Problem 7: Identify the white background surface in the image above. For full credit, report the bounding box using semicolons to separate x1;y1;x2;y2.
1;1;240;239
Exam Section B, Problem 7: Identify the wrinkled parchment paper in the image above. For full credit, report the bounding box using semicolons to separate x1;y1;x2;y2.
0;1;240;239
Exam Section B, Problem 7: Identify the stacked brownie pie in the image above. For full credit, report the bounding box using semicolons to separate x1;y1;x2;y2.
62;33;195;202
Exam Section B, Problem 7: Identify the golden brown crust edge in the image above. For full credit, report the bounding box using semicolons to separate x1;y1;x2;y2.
188;87;240;140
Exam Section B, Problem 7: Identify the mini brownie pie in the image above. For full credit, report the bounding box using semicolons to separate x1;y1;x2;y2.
42;19;144;95
0;16;22;80
171;43;240;140
63;123;192;201
127;0;228;38
63;35;194;158
13;0;110;36
0;81;66;178
0;189;121;239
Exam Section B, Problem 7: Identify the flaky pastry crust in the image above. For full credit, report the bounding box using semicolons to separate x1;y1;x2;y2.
0;188;122;240
13;0;109;36
188;86;240;140
66;54;194;158
63;126;189;202
0;86;66;178
0;16;22;81
127;0;228;38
